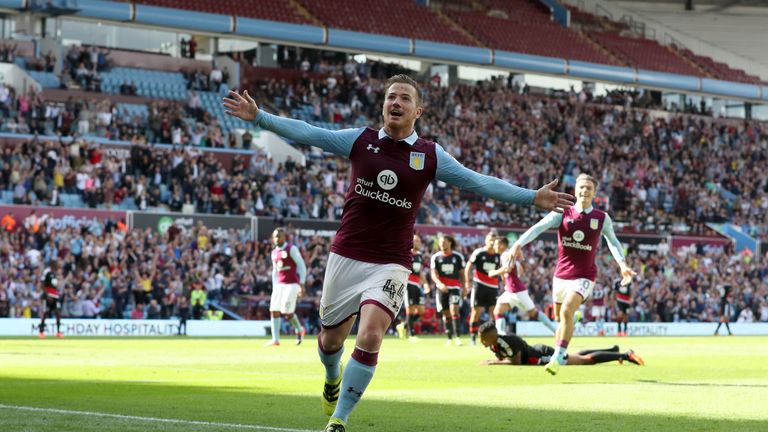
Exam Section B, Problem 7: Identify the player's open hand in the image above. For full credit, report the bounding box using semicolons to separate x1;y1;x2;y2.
620;263;636;286
534;179;574;213
223;90;259;122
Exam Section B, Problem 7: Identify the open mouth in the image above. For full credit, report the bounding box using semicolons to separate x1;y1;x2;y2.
390;110;403;119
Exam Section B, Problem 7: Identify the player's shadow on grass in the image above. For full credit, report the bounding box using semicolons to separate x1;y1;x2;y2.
0;377;765;432
637;379;768;388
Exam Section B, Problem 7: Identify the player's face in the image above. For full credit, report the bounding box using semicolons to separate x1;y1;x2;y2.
575;179;596;206
484;233;496;249
272;230;285;246
480;331;497;347
412;235;422;250
494;239;507;254
383;83;423;133
440;237;452;252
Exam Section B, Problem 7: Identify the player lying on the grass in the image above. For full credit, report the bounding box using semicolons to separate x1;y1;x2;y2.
477;321;644;366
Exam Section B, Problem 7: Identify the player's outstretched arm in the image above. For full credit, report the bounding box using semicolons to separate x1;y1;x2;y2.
434;145;574;212
223;90;363;157
601;215;637;285
513;212;563;253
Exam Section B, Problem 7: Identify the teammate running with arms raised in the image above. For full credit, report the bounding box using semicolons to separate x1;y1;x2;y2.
509;174;635;375
223;75;573;431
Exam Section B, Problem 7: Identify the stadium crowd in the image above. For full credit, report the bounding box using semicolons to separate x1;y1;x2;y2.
0;83;228;146
1;70;767;238
0;213;275;321
1;214;767;331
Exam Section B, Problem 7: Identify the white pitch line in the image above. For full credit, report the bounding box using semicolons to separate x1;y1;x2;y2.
0;404;317;432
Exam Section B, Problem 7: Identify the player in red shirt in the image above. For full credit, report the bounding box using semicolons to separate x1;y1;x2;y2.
510;174;635;375
224;76;573;432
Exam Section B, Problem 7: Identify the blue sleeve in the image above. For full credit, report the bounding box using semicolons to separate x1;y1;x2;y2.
434;144;536;205
601;214;626;264
255;111;364;157
289;245;307;285
516;212;562;247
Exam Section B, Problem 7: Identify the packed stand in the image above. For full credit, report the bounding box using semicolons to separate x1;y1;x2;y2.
1;67;767;237
62;45;112;91
0;83;228;146
0;213;299;321
2;218;765;330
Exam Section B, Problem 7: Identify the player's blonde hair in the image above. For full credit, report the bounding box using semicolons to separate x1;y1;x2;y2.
576;173;598;189
385;74;422;107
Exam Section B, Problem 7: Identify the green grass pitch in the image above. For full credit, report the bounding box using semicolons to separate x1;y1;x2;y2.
1;335;767;432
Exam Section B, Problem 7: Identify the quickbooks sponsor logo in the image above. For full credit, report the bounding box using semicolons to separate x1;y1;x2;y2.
355;178;412;208
562;239;593;251
377;170;398;190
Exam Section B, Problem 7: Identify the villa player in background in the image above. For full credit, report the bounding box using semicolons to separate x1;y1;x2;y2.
488;237;557;335
509;173;636;376
223;74;573;432
591;282;608;336
264;228;307;347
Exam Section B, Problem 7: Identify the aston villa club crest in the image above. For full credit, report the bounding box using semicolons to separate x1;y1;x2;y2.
590;218;599;230
409;152;425;170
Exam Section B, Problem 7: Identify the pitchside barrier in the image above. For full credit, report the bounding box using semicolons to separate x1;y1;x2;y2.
0;319;272;337
1;318;767;337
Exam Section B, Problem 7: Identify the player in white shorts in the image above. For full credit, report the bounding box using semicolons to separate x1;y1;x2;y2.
266;228;307;346
590;283;608;336
509;174;635;376
489;237;557;334
223;74;573;432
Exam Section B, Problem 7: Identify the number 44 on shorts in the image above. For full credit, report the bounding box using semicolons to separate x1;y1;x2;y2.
382;279;405;301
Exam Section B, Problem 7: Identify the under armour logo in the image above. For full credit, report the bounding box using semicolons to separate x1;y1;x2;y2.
366;144;380;153
347;387;363;397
